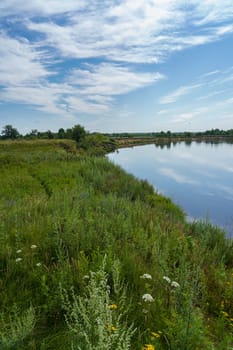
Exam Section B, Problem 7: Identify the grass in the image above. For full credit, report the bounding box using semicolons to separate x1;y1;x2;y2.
0;139;232;349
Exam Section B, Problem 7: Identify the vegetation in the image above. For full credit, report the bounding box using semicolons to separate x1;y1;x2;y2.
0;138;233;349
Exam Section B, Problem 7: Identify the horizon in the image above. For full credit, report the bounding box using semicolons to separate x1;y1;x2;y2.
0;1;233;134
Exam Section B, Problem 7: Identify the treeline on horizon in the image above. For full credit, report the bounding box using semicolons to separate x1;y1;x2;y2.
1;124;233;140
108;128;233;138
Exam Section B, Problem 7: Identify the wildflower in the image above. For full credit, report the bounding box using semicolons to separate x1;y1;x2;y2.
171;281;180;288
15;257;22;262
151;331;161;338
109;304;118;310
83;275;90;280
226;281;231;286
221;311;229;317
143;344;155;350
142;308;148;314
36;262;41;267
31;245;37;249
163;276;171;284
140;273;152;280
106;325;117;332
16;249;22;254
142;293;154;302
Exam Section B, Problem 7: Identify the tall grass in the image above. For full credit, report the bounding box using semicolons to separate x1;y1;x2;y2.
0;140;232;349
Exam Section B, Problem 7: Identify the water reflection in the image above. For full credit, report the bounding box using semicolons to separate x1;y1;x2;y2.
108;141;233;236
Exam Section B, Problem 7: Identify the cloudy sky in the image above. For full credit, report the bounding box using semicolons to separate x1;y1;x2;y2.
0;0;233;134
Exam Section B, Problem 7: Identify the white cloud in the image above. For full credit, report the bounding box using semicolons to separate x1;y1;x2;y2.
1;0;233;119
22;0;233;64
0;32;50;86
160;84;202;104
68;63;164;96
159;167;199;185
0;0;86;16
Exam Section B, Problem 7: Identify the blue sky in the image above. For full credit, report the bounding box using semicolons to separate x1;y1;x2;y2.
0;0;233;134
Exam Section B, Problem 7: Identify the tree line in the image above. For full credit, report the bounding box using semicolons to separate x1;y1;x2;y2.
0;124;87;142
1;124;233;142
108;128;233;138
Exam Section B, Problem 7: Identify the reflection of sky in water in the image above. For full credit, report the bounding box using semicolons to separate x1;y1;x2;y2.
108;142;233;237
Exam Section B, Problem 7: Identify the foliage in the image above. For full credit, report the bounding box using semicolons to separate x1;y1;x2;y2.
61;258;135;350
0;139;232;349
1;125;21;139
70;124;87;143
0;306;35;349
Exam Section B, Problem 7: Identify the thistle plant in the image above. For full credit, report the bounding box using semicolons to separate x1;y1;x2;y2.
60;258;135;350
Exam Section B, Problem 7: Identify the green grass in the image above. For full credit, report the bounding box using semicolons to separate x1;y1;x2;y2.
0;139;232;349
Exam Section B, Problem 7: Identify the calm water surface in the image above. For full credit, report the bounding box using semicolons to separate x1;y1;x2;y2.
108;141;233;236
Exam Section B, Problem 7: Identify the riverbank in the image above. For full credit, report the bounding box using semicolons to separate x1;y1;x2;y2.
114;135;233;148
0;139;232;349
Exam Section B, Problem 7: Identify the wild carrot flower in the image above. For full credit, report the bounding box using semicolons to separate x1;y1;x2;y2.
140;273;152;280
163;276;171;284
171;281;180;288
16;249;22;254
142;294;154;302
31;245;37;249
16;257;22;262
36;262;41;267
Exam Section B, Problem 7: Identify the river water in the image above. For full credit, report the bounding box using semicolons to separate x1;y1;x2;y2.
108;141;233;237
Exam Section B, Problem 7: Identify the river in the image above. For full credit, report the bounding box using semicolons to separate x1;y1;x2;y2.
108;141;233;237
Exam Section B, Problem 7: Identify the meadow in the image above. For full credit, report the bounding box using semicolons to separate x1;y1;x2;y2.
0;139;233;349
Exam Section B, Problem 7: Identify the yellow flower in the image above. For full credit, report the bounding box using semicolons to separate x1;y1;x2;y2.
109;304;118;310
151;331;161;338
221;311;229;317
106;325;117;332
143;344;155;350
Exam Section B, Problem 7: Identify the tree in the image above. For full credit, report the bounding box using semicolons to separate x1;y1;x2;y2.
1;125;20;139
58;128;65;139
71;124;87;143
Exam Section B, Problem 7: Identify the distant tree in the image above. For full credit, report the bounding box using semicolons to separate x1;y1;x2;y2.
47;130;54;139
71;124;87;143
1;125;20;139
30;129;38;137
25;129;38;139
58;128;65;139
65;128;73;139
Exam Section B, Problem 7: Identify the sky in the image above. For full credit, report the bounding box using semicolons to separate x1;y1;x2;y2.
0;0;233;134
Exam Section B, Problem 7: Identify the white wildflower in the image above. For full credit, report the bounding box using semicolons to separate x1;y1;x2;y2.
171;281;180;288
36;263;41;267
142;293;154;302
16;249;22;254
163;276;171;284
83;275;90;280
30;245;37;249
140;273;152;280
142;308;148;314
16;257;22;263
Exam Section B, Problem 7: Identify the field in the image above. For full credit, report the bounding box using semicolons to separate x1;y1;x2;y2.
0;139;233;349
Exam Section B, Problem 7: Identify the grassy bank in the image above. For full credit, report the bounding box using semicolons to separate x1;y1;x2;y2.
0;140;233;349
